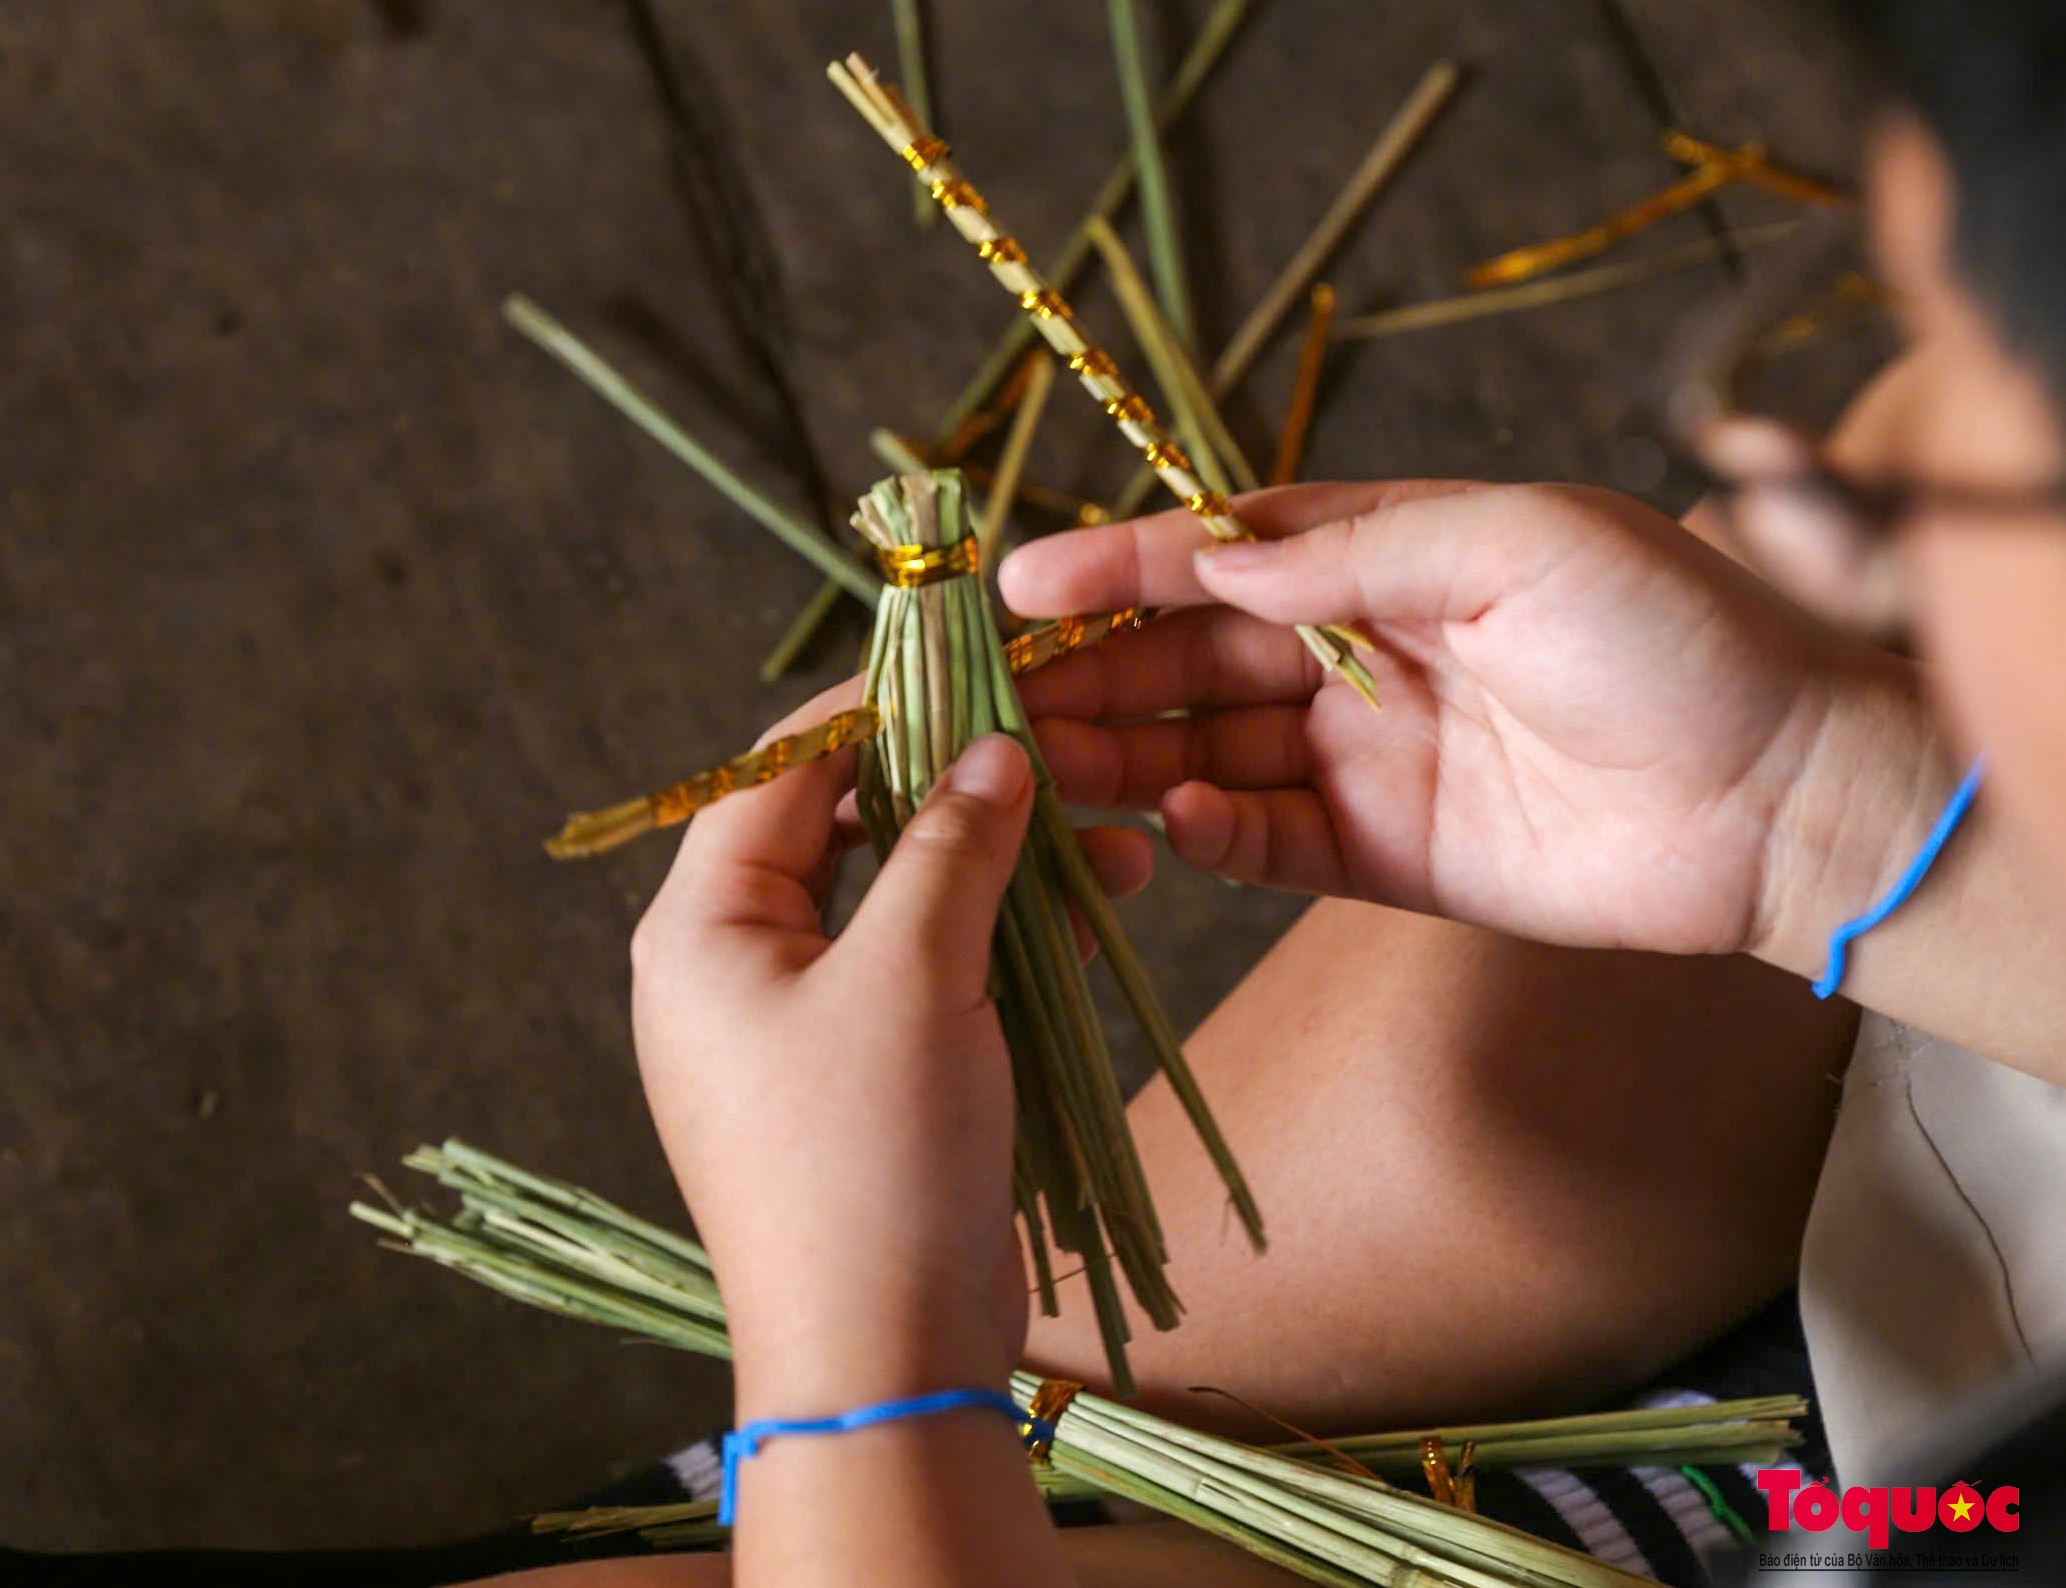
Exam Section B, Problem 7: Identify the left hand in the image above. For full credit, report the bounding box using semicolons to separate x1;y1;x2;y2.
629;683;1145;1419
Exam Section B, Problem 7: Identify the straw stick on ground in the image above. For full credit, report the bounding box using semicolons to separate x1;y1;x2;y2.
505;294;879;605
976;352;1058;567
357;1142;1783;1587
891;0;935;228
1106;0;1196;352
1111;58;1458;516
1270;283;1336;484
829;53;1383;713
1331;222;1800;342
1090;218;1259;494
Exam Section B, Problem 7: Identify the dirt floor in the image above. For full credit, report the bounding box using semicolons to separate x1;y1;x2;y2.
0;0;1887;1555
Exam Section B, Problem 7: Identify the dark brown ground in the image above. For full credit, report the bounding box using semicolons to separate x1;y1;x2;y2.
0;0;1886;1554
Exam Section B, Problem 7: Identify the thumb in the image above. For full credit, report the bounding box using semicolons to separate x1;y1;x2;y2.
842;734;1033;1010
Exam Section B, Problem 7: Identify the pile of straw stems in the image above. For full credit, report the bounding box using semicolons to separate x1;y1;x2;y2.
850;470;1261;1396
354;1142;1802;1588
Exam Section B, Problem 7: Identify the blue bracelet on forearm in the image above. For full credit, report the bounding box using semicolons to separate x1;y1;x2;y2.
1813;755;1986;1001
719;1387;1051;1525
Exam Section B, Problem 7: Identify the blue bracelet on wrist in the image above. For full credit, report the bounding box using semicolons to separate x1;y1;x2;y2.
719;1387;1051;1525
1813;755;1986;1001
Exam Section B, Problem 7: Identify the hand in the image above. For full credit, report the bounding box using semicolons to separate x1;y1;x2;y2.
1001;480;1926;958
632;694;1029;1417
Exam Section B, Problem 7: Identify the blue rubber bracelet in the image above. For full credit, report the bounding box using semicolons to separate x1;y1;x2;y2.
1813;756;1986;1000
719;1387;1050;1525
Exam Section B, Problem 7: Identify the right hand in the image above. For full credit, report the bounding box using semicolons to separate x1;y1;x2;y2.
1001;480;1923;958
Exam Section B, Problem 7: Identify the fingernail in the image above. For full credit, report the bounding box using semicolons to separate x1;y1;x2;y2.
947;734;1030;805
1195;540;1274;574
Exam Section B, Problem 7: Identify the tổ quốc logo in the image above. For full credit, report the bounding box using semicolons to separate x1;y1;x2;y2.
1755;1469;2020;1573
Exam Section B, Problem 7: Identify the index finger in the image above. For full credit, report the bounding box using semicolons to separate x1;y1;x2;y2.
658;675;866;940
998;480;1471;617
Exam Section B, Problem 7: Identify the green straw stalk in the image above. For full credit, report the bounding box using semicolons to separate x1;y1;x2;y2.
891;0;935;228
1111;59;1459;518
1106;0;1196;353
1089;217;1258;495
503;294;880;605
976;352;1059;567
357;1142;1795;1586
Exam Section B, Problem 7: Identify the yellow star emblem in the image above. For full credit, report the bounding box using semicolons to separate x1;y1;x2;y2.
1947;1492;1977;1523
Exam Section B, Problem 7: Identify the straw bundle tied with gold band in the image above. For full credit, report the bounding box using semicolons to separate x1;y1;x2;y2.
849;469;1263;1394
827;52;1384;713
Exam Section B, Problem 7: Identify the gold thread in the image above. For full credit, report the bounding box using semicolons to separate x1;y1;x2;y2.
1068;348;1119;380
1022;1379;1083;1463
1003;605;1145;673
1141;439;1193;474
1018;288;1073;321
1187;491;1231;519
875;536;982;587
900;135;950;172
930;178;986;213
977;235;1028;266
1104;391;1154;427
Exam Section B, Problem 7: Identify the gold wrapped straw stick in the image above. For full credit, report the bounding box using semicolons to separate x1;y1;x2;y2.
1335;221;1801;342
1270;283;1336;484
1663;130;1851;209
1111;58;1460;517
828;53;1384;712
545;707;881;860
1467;156;1745;289
547;601;1148;860
930;0;1254;450
1467;139;1846;292
771;0;1253;661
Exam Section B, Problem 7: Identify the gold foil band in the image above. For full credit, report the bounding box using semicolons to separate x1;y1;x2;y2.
1418;1435;1478;1512
876;536;982;587
1021;1378;1083;1463
900;134;950;172
1003;604;1149;674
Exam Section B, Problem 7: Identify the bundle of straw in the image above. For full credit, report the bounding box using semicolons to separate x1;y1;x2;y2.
356;1142;1795;1588
849;469;1262;1394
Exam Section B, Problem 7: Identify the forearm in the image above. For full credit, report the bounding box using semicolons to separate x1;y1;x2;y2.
1750;650;2066;1075
733;1414;1070;1588
725;1310;1076;1588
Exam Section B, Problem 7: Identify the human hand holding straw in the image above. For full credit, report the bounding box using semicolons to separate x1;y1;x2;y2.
1000;482;2017;1019
630;685;1088;1583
